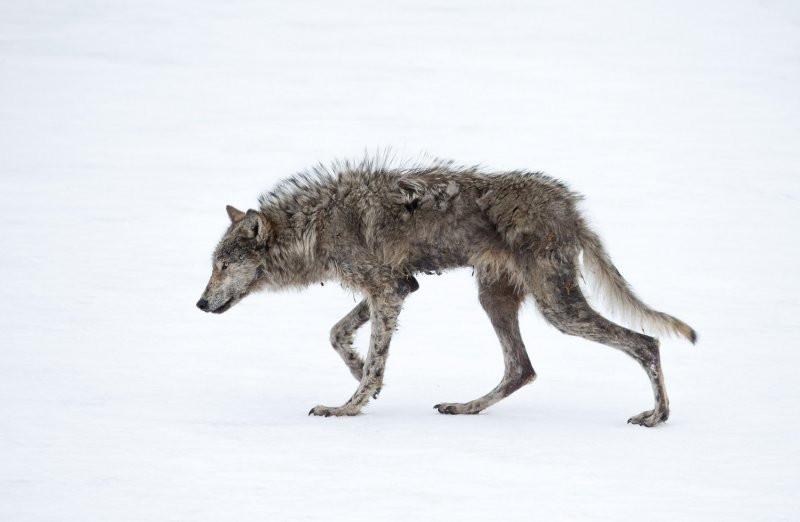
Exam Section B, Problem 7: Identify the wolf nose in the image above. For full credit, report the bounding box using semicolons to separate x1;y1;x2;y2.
196;298;209;311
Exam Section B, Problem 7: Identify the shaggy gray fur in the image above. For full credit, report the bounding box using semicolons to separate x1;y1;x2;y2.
197;157;696;426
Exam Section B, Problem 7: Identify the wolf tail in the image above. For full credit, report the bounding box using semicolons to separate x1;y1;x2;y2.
577;224;697;344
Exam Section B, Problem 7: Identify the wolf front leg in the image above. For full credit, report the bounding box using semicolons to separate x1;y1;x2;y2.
310;292;405;417
329;299;370;381
328;277;418;383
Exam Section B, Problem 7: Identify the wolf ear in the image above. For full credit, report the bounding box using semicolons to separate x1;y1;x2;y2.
239;209;271;243
226;205;246;223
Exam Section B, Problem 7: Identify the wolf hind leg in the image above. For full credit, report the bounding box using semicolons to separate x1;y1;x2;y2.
435;275;535;415
531;263;669;426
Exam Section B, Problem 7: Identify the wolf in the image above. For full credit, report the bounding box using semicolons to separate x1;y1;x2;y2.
196;157;696;426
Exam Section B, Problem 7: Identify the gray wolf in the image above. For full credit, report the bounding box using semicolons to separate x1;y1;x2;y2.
196;157;696;426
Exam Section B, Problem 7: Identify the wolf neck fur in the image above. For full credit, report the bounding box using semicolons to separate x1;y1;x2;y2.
259;192;331;290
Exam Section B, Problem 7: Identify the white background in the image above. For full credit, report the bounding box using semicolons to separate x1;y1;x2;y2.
1;1;798;520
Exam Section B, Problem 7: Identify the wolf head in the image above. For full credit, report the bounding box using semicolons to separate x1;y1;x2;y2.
196;205;272;314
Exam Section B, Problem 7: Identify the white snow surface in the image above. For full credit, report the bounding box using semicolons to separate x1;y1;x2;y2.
2;1;799;520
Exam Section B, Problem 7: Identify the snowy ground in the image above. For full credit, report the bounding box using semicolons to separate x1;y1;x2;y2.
2;1;799;520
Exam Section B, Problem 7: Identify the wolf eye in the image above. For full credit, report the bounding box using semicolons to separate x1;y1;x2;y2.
221;262;229;270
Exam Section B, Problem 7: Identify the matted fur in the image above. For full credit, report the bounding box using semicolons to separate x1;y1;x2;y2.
197;156;696;426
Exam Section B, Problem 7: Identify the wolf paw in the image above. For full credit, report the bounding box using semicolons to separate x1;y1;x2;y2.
627;409;669;427
434;402;480;415
308;405;359;417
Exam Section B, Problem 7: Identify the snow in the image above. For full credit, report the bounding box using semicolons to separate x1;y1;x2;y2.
1;0;799;520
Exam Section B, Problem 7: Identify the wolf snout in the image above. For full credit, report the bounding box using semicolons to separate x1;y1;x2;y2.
196;298;210;312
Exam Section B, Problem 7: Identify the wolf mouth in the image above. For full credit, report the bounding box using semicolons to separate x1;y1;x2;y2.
211;297;235;314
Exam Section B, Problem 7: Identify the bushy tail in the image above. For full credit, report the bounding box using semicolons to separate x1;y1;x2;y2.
577;225;697;344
